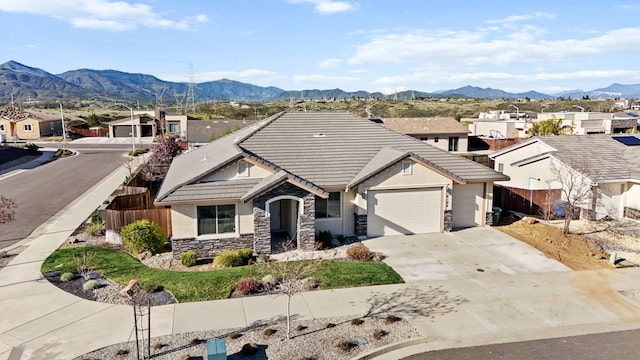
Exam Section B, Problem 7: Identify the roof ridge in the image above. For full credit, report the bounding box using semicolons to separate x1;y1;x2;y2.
234;111;285;145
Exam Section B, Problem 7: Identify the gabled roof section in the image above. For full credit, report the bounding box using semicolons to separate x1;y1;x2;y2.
159;179;261;204
381;117;469;135
156;116;279;203
238;111;507;187
347;147;410;190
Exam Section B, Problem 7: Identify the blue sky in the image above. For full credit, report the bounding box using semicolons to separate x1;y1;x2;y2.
1;1;640;94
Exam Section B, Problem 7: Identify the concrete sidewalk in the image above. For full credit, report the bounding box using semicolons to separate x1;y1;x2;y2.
2;162;640;359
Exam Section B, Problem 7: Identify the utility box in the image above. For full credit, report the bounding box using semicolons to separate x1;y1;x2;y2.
206;338;226;360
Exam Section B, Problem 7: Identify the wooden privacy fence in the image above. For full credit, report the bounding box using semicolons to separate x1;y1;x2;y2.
70;126;108;137
107;187;150;210
104;208;172;243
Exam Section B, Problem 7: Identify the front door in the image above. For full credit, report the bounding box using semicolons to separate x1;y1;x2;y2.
269;199;299;252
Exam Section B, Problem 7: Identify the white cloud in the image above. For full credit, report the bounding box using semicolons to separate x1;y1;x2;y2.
292;74;359;83
0;0;209;31
486;11;556;24
286;0;358;15
159;69;282;84
26;44;37;49
318;58;343;68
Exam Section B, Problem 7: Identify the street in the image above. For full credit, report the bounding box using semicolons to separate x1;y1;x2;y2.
0;144;128;249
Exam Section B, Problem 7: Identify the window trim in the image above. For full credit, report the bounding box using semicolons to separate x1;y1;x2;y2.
196;204;237;237
498;163;504;173
168;123;180;133
315;192;342;219
23;124;33;132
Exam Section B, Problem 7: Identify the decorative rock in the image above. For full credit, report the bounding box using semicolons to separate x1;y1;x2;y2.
67;237;79;244
119;279;139;298
138;250;152;261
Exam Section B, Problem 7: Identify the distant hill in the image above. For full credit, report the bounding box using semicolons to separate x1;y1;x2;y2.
1;60;640;103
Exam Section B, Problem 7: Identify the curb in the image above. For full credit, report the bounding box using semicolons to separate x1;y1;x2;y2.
352;338;427;360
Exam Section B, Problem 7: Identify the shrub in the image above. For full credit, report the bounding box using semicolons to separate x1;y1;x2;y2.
351;318;364;326
295;324;307;332
24;143;40;152
228;331;242;339
373;329;388;340
90;212;102;225
261;274;276;286
326;323;336;328
83;280;98;290
120;219;165;256
235;277;264;296
241;342;259;356
115;349;128;356
263;328;276;336
60;272;74;282
385;314;401;323
301;277;319;290
336;340;358;352
335;234;345;244
84;222;104;236
180;251;197;267
54;149;73;157
153;342;167;350
346;243;377;262
213;248;253;268
316;230;332;249
128;148;149;156
74;250;96;280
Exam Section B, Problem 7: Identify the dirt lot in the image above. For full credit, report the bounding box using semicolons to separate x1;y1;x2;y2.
494;215;640;270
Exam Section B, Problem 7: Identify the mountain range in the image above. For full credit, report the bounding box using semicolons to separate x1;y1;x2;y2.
1;60;640;104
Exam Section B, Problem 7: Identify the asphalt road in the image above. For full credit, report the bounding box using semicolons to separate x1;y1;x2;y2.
402;328;640;359
0;147;125;249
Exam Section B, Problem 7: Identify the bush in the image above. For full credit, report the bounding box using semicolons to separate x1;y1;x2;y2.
235;277;264;296
295;324;307;332
213;248;253;268
335;234;345;244
326;323;336;328
373;329;388;340
241;342;259;356
385;314;401;323
54;149;73;157
316;230;332;249
346;243;378;262
120;219;165;256
263;328;276;336
351;318;364;326
60;272;74;282
84;222;104;236
336;340;358;352
261;274;276;286
115;349;129;356
128;148;149;157
24;143;40;152
83;280;98;290
180;251;197;267
228;331;242;339
90;212;102;225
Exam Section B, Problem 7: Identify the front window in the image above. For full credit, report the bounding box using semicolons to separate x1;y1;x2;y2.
197;204;236;235
0;124;4;132
401;160;412;175
315;192;341;218
23;124;33;132
448;136;459;151
168;123;180;133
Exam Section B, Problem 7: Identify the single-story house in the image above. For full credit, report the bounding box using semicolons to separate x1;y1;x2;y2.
379;117;469;152
107;111;158;138
155;111;509;258
0;107;63;140
489;134;640;220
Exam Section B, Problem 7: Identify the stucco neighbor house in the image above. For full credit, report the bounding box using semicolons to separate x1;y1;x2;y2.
155;111;508;259
489;134;640;220
0;107;63;140
379;117;469;152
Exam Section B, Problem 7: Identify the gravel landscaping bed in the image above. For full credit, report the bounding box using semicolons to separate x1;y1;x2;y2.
76;315;421;360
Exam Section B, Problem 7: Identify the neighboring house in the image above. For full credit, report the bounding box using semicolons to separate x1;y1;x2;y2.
0;106;62;140
537;111;638;135
165;114;188;139
379;117;469;152
107;111;158;138
489;134;640;220
186;119;260;149
155;111;508;259
464;111;529;151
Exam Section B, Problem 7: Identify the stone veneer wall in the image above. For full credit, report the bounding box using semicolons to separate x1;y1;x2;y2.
171;233;253;260
443;210;453;232
625;207;640;221
253;182;316;254
354;214;367;238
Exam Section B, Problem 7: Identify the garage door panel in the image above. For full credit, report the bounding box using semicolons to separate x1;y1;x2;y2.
452;184;483;228
367;188;442;237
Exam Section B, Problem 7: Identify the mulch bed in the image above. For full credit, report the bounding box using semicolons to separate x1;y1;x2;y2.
0;146;41;169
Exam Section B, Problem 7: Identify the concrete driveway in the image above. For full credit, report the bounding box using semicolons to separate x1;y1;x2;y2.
363;227;570;282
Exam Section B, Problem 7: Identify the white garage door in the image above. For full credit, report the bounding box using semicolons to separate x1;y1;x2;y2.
367;188;442;237
452;183;484;228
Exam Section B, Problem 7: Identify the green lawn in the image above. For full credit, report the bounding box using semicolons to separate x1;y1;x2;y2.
41;247;403;302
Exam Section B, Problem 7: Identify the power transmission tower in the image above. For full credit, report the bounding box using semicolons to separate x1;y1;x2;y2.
174;91;186;114
153;84;167;111
185;63;196;113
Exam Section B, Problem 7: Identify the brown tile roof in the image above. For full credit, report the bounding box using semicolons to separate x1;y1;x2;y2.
0;107;60;122
381;117;469;135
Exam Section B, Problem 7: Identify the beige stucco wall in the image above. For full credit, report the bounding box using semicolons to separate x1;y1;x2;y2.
200;159;274;182
16;119;41;140
166;115;188;137
597;182;626;219
316;188;357;237
171;201;254;239
626;183;640;210
0;119;11;136
493;142;558;190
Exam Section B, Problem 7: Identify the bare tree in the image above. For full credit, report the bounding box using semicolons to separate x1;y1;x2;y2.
141;135;181;181
259;240;325;339
0;195;17;224
550;156;599;236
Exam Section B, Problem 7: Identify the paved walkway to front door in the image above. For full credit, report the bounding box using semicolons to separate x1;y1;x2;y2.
363;227;570;282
